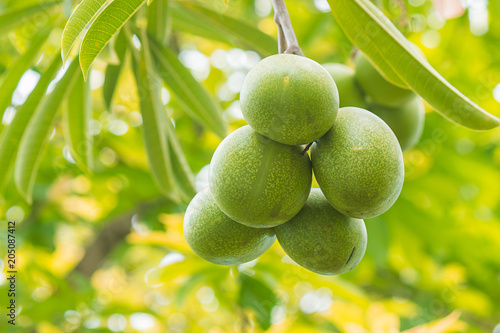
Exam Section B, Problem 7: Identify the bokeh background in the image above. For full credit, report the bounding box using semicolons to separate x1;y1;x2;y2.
1;0;500;332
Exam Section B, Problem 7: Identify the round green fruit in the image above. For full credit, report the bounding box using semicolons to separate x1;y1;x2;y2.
275;188;367;275
209;125;312;228
311;107;404;219
354;52;414;108
322;63;367;109
369;96;425;151
184;187;276;265
240;54;339;145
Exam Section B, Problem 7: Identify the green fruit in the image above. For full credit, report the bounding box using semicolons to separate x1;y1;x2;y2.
311;107;404;219
322;63;367;109
240;54;339;145
184;187;276;265
275;188;367;275
354;52;414;107
210;125;312;228
369;96;425;151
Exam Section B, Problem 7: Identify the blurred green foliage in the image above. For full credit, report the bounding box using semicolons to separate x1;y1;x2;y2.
0;0;500;332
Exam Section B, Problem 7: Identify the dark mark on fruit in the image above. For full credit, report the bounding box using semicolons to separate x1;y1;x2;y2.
346;246;355;265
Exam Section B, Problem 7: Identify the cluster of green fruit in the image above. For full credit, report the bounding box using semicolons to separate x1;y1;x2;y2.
184;52;416;275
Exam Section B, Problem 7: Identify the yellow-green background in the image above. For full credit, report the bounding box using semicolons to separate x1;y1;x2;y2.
0;0;500;332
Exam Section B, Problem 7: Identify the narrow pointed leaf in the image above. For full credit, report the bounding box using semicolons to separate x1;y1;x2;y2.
0;1;62;33
14;60;80;203
171;2;276;57
147;0;170;46
79;0;147;79
0;28;51;119
328;0;500;130
130;32;176;200
63;71;93;171
163;116;196;203
0;54;62;189
170;4;228;43
103;31;128;109
61;0;108;62
149;38;226;138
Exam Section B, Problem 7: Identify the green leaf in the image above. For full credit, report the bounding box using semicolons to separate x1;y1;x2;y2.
102;30;128;109
0;54;62;189
129;30;196;202
170;3;227;43
170;2;276;57
130;30;176;200
163;111;196;203
328;0;500;130
149;38;227;138
79;0;147;79
0;28;51;120
63;70;93;171
365;216;389;267
0;1;62;33
239;274;278;331
14;59;80;203
147;0;170;46
61;0;108;62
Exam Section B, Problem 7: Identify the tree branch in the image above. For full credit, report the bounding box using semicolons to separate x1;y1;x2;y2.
272;0;303;55
72;210;135;277
71;197;168;278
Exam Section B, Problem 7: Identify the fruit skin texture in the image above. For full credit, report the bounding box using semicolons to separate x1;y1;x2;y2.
354;52;414;108
369;96;425;151
184;187;276;265
311;107;404;219
275;188;367;275
323;63;367;109
240;54;339;145
210;125;312;228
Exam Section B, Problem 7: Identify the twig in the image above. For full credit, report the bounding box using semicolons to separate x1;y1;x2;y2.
276;23;286;53
301;142;313;155
271;0;303;55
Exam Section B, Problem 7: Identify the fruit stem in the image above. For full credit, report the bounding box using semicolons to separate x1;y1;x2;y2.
272;0;304;55
301;142;313;155
276;22;287;53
